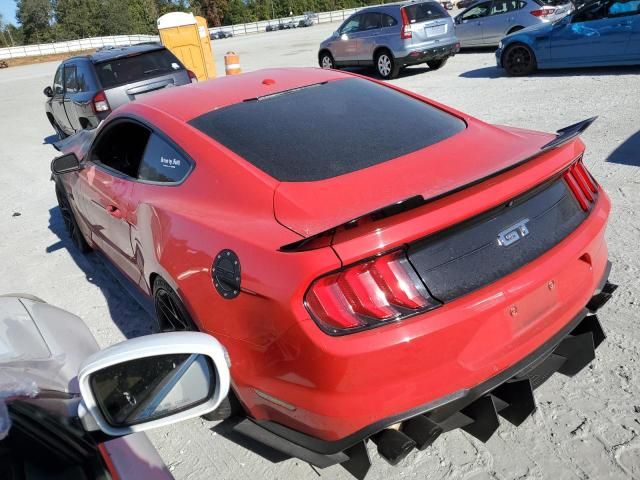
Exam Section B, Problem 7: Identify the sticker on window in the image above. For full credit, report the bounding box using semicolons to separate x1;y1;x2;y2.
161;156;182;168
171;62;180;70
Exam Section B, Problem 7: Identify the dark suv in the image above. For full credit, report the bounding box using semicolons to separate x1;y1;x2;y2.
44;44;194;139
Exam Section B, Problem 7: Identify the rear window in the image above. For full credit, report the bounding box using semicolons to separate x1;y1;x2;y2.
188;78;465;182
402;2;448;22
95;49;183;89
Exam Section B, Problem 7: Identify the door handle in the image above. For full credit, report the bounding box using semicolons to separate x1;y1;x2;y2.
106;204;123;219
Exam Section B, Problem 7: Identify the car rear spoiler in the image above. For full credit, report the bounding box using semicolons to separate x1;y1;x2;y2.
280;117;597;253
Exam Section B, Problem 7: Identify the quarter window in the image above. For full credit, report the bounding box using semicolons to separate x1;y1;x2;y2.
138;134;191;183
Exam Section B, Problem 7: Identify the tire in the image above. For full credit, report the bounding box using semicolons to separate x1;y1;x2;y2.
319;51;335;69
503;43;536;76
55;184;91;253
427;58;448;70
375;49;400;80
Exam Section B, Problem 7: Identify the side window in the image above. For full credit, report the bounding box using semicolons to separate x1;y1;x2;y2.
64;66;78;94
138;134;191;183
53;66;64;94
381;13;398;27
90;122;151;178
360;13;382;30
340;15;362;34
75;63;91;93
462;2;491;18
573;1;608;21
491;0;519;14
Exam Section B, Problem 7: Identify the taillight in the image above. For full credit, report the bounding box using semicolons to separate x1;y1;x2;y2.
92;91;110;113
564;159;599;211
400;8;412;39
187;69;198;83
305;250;440;335
530;7;555;16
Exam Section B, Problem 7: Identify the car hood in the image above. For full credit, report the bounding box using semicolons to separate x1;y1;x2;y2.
0;296;100;394
273;120;555;238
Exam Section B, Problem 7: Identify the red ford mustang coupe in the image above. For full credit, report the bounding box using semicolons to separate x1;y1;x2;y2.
51;68;616;477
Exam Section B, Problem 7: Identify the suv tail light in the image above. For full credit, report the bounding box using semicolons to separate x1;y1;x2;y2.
92;91;110;113
187;69;198;83
305;250;440;335
530;7;556;16
564;159;599;211
400;8;413;39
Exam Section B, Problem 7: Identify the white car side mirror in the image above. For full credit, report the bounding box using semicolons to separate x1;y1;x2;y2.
341;33;349;40
77;332;230;437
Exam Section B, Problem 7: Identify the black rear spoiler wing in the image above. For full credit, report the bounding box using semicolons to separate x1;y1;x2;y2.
279;116;597;252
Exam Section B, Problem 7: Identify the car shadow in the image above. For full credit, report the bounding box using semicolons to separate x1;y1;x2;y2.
210;417;292;464
47;206;156;339
607;130;640;167
461;64;640;79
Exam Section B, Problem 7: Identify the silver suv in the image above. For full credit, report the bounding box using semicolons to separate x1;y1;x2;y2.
319;1;460;79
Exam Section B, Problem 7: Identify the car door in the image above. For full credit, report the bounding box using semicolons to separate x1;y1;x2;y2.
482;0;519;44
455;2;492;46
332;14;363;63
63;64;82;133
77;120;151;282
50;65;71;133
550;0;632;64
613;0;640;58
353;12;383;62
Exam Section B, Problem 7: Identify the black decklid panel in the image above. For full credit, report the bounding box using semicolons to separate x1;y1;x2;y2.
408;178;588;302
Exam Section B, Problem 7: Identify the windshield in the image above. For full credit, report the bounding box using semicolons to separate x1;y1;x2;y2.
188;78;466;182
95;49;183;89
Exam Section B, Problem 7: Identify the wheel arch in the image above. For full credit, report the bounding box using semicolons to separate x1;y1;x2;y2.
506;25;525;35
373;45;393;61
318;48;333;61
501;40;537;67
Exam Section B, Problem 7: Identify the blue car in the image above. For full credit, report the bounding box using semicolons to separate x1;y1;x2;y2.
496;0;640;75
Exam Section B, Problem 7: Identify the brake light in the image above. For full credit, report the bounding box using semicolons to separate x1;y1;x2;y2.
92;91;110;113
400;8;412;39
305;251;440;335
530;7;555;16
187;69;198;83
563;159;599;211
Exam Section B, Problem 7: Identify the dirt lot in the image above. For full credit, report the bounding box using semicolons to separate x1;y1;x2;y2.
1;21;639;480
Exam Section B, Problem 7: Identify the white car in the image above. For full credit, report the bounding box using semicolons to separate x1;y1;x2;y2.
0;294;230;479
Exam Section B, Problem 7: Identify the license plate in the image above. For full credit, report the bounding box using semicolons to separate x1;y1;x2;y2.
425;24;446;36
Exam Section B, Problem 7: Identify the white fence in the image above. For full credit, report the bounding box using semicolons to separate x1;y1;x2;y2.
210;8;360;36
0;7;358;61
0;34;159;60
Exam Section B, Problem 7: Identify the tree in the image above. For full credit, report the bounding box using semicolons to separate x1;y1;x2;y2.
54;0;101;39
196;0;228;26
128;0;159;34
223;0;248;24
16;0;54;44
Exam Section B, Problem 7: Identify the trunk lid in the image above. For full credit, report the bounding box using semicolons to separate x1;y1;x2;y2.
273;120;555;238
402;2;453;44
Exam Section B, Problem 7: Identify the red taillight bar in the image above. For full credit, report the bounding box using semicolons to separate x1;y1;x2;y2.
305;250;440;335
400;8;412;39
530;7;555;16
563;160;599;211
92;90;110;114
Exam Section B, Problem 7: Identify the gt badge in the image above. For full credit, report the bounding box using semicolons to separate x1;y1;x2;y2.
498;219;530;247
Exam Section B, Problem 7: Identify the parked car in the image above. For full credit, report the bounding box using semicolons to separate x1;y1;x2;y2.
210;29;233;39
454;0;573;47
497;0;640;74
318;1;460;79
51;67;615;477
298;11;319;26
439;0;455;9
0;294;230;479
44;44;195;140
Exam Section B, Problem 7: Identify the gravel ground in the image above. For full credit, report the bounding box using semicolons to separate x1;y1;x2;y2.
1;20;639;480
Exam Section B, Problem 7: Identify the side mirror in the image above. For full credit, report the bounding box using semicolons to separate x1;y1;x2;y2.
51;152;82;174
77;332;230;436
454;15;463;24
44;86;54;97
340;33;349;40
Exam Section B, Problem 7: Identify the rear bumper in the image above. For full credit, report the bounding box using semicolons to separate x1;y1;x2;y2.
398;41;460;66
235;289;614;475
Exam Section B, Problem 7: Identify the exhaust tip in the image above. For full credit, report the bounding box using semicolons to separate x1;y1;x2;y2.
401;415;442;450
371;428;416;466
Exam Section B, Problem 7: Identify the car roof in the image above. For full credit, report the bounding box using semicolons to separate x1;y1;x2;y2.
357;0;441;12
129;67;350;122
79;43;166;63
